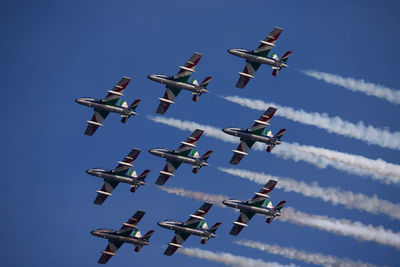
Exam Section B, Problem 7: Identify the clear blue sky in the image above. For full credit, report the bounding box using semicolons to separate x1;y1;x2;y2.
2;0;400;266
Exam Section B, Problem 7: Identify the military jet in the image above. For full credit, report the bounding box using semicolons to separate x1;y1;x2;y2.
86;148;150;205
149;129;213;185
228;26;292;88
75;77;141;136
158;202;221;256
91;210;154;264
148;52;212;114
223;180;286;236
222;107;286;165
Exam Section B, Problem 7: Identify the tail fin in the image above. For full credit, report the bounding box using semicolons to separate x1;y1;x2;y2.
193;150;213;173
280;51;292;63
274;200;287;211
130;169;150;192
272;51;292;76
266;129;286;152
121;99;141;123
142;230;155;241
192;76;212;102
274;128;286;140
200;222;221;245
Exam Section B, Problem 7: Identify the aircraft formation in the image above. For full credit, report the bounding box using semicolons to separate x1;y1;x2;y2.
76;26;291;263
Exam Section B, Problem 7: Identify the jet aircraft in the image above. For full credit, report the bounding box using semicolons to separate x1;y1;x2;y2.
76;77;141;136
158;202;221;256
148;52;212;114
228;26;292;88
91;210;154;264
149;129;213;185
222;107;286;165
86;148;150;205
223;180;286;236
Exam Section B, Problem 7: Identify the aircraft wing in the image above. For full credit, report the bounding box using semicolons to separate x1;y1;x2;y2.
236;27;282;89
84;109;110;136
111;148;141;176
98;240;123;264
173;52;202;83
94;180;119;205
164;231;191;256
229;210;256;236
117;210;146;236
101;77;131;105
84;77;131;135
156;53;202;114
175;129;204;156
248;107;277;134
183;202;213;228
248;179;278;207
253;27;283;56
229;138;255;165
155;160;182;185
156;86;182;114
236;60;262;89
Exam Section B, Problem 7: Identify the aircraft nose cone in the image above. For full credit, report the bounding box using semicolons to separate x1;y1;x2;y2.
90;230;96;236
222;200;228;205
227;49;234;54
222;128;229;134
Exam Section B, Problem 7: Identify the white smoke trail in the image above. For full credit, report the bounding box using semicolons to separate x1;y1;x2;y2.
281;207;400;250
218;167;400;221
233;239;377;267
280;142;400;184
221;95;400;150
157;186;227;208
301;69;400;105
148;115;400;184
178;247;296;267
158;186;400;249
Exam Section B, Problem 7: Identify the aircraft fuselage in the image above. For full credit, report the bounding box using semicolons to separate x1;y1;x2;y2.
148;74;208;94
86;168;144;186
228;49;288;68
75;98;136;116
91;229;149;246
222;199;280;217
148;148;207;167
222;128;281;145
157;221;215;238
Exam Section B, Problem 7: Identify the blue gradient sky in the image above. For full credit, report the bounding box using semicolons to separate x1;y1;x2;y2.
2;0;400;266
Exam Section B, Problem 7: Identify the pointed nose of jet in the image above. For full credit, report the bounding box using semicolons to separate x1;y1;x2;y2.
86;169;95;175
222;128;229;134
90;230;97;236
75;98;84;105
227;49;235;55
